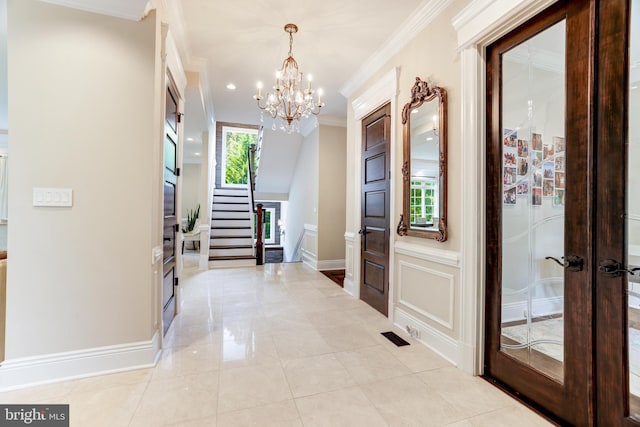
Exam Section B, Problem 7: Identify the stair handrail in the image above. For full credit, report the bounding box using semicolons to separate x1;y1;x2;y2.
247;141;264;265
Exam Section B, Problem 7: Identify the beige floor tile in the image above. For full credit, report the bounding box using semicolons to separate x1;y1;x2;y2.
67;381;147;427
466;405;554;426
382;340;454;373
217;400;302;427
217;363;292;413
417;367;514;417
220;333;280;369
0;381;76;404
166;415;217;426
336;345;411;384
283;353;356;397
294;386;387;427
360;374;467;426
152;344;220;380
316;323;379;352
271;329;333;360
130;372;218;426
69;368;152;394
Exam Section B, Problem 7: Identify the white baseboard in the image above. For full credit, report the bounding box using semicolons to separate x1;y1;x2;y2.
394;308;458;366
317;259;345;271
343;278;357;297
501;296;563;323
302;250;318;270
0;332;161;391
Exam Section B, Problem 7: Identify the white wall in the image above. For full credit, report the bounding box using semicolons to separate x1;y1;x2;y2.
5;0;159;367
0;0;7;131
181;163;201;220
318;125;346;262
284;128;319;262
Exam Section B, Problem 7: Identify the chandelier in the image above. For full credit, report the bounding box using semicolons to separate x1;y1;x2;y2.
254;23;324;133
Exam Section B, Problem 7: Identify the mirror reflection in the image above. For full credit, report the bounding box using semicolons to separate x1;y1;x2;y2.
398;77;447;241
409;102;440;231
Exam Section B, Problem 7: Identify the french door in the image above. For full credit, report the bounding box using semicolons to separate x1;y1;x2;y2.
485;0;639;424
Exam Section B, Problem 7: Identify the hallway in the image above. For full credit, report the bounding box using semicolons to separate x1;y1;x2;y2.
0;258;551;426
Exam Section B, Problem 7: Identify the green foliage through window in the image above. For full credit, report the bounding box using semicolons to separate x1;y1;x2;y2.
224;128;257;185
410;179;436;225
254;211;271;240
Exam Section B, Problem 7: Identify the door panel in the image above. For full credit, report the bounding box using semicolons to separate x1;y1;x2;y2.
360;103;391;317
162;83;179;335
485;1;593;424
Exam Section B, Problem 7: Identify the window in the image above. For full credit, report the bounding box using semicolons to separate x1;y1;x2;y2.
410;178;437;225
221;126;258;187
254;208;275;244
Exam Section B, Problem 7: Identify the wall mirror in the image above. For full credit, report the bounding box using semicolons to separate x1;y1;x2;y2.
397;77;448;241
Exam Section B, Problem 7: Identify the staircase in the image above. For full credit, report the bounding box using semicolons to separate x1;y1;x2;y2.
209;188;256;268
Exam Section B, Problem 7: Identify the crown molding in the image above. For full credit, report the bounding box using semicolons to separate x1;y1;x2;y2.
352;67;398;121
41;0;148;21
339;0;453;99
188;57;216;125
160;0;192;66
318;116;347;128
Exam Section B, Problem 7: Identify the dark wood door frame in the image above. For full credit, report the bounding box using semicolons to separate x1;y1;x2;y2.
484;1;594;424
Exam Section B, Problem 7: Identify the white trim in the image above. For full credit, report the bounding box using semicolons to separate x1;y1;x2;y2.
344;233;356;296
340;0;454;98
397;261;455;330
318;116;348;128
302;249;318;270
453;0;560;375
304;223;318;233
41;0;148;21
317;259;346;271
352;68;399;121
394;308;458;365
198;224;209;270
395;240;461;267
344;231;356;242
189;57;216;125
0;333;160;391
349;67;399;322
452;0;557;49
165;32;187;95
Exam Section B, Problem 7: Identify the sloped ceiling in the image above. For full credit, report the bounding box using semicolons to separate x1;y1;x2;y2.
40;0;149;21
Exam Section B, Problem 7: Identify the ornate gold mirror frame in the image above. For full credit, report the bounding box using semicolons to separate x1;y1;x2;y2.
397;77;448;241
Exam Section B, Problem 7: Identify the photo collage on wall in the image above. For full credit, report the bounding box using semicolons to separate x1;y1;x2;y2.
503;129;565;207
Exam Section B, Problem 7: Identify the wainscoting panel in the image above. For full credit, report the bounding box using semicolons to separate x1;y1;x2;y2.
302;224;318;270
398;261;455;330
344;232;356;296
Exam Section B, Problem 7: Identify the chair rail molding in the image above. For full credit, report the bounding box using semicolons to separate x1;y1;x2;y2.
452;0;559;375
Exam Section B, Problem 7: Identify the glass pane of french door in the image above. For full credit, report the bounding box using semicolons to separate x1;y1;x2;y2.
500;20;566;383
629;0;640;418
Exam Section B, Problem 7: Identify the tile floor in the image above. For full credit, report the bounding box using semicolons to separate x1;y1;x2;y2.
0;256;554;426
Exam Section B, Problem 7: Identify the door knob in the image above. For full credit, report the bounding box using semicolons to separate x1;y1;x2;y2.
358;228;367;235
545;255;584;272
598;259;640;277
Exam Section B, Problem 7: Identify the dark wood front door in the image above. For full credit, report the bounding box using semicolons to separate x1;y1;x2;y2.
486;0;640;424
360;103;391;316
162;82;180;334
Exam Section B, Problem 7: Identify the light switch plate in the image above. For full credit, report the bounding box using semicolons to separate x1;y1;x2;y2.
33;188;73;207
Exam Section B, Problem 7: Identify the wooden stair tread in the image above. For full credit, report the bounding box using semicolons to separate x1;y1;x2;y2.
211;235;252;239
211;226;251;229
210;245;253;249
209;255;256;261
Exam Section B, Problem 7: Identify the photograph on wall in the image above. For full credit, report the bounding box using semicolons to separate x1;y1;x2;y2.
517;139;529;157
517;181;529;195
533;169;543;188
503;129;517;147
555;172;565;189
543;179;554;197
543;162;555;179
504;167;516;185
555;154;565;171
504;152;516;167
554;136;566;153
532;187;542;206
532;151;543;168
503;187;517;205
517;157;529;176
554;189;565;207
543;141;555;160
532;133;543;151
